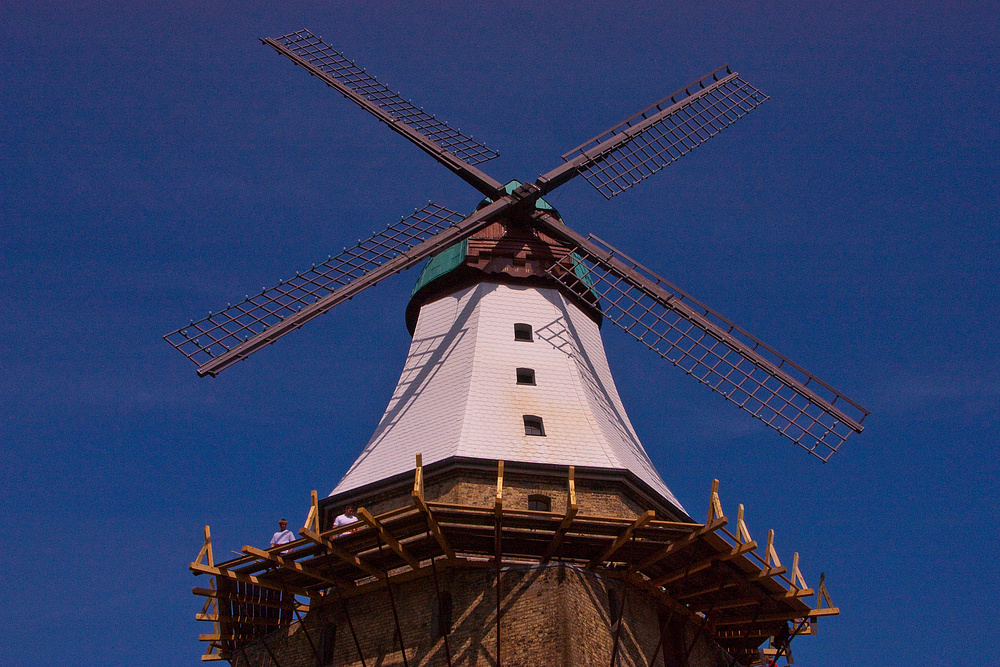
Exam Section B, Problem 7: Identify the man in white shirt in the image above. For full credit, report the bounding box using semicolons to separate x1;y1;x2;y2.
333;505;359;533
270;518;295;549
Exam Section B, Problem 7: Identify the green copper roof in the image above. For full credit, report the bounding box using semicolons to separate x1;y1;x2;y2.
410;180;594;298
410;238;468;297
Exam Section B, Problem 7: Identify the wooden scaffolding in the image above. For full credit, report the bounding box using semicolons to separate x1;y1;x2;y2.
191;458;838;665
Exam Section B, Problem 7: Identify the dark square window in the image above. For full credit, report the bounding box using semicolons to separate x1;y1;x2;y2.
523;415;545;436
516;368;535;385
514;323;533;341
528;494;551;512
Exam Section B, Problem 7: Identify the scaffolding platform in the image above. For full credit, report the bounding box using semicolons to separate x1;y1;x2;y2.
191;461;837;665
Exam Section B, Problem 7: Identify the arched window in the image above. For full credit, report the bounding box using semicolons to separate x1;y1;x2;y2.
523;415;545;436
528;494;551;512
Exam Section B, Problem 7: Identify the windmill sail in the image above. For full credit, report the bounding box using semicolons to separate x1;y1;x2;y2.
166;36;869;458
539;224;868;461
264;30;503;196
555;66;767;199
164;203;469;375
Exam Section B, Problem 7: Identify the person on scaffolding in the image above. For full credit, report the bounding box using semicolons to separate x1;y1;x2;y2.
333;505;359;534
269;518;295;549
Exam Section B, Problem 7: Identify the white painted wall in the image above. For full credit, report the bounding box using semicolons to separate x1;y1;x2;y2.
332;282;683;512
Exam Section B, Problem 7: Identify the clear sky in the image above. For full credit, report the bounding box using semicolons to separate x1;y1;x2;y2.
2;1;997;665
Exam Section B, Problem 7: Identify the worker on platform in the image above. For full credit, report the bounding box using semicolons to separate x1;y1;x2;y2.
333;505;359;533
270;518;294;548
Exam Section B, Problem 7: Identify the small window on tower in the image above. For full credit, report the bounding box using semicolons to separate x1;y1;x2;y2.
528;494;551;512
523;415;545;436
514;323;533;341
516;368;535;385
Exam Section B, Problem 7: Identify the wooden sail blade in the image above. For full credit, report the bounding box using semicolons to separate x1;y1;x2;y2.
539;66;767;199
164;201;507;376
536;218;869;461
263;30;503;197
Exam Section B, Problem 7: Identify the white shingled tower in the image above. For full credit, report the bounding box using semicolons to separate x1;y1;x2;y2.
333;279;683;512
323;188;690;519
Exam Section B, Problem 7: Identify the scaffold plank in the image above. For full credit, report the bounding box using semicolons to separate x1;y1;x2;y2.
192;587;308;612
189;562;313;598
588;510;655;569
300;527;383;579
357;507;421;571
242;545;347;588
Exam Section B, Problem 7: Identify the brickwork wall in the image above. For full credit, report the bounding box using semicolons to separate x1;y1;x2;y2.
325;465;678;527
233;564;731;667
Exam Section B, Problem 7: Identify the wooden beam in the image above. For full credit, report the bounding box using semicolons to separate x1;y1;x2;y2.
412;495;456;561
751;565;786;580
357;507;421;571
540;466;578;563
189;561;313;598
631;517;727;573
495;460;504;517
195;577;220;643
413;453;423;498
707;479;724;523
303;490;319;533
587;510;655;570
194;525;214;567
764;529;781;569
649;539;758;587
789;551;808;591
735;504;752;545
716;628;778;640
689;586;811;614
815;572;836;611
411;454;456;561
242;545;347;588
494;461;503;667
779;587;814;599
192;587;308;612
690;597;760;614
567;465;576;513
712;607;839;626
331;558;460;600
299;527;382;579
196;614;285;626
676;581;739;601
199;633;261;642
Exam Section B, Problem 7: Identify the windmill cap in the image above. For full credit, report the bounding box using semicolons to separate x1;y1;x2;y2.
409;181;560;299
405;181;601;334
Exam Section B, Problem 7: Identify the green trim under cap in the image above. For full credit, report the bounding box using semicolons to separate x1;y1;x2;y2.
411;238;468;297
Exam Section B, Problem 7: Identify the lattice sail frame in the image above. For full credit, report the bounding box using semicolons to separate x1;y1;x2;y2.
545;236;868;461
164;204;465;367
270;29;499;166
167;33;869;455
561;66;768;199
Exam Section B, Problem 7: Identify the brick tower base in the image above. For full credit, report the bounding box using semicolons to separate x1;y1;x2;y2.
234;562;731;667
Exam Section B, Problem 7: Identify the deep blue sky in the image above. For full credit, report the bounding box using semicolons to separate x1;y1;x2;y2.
2;1;997;665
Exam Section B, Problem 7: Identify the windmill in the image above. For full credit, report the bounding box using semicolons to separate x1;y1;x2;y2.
176;30;868;666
